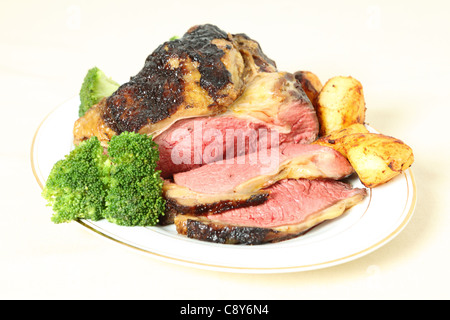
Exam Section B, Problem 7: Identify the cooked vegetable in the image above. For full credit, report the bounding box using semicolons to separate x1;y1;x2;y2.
314;124;414;187
42;137;110;223
294;70;323;109
313;123;370;156
103;132;165;226
78;67;120;117
42;132;165;226
340;133;414;188
316;76;366;136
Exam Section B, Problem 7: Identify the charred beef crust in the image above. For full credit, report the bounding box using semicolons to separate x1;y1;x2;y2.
176;218;308;245
185;25;231;96
231;33;277;73
181;218;272;245
159;192;269;225
104;24;234;133
187;220;271;245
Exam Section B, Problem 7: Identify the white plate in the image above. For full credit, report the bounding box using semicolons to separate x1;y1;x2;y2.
31;97;417;273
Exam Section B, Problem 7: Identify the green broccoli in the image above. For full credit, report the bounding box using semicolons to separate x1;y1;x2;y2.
104;132;165;226
42;137;110;223
42;132;165;227
79;67;120;117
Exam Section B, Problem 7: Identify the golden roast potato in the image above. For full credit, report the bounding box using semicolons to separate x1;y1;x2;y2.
339;133;414;188
316;76;366;136
313;123;369;156
294;71;323;108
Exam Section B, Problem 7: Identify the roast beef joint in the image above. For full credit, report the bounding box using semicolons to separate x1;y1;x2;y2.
73;24;368;244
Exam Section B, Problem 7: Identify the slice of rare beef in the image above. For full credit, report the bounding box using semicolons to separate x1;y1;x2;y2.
173;143;354;195
159;181;269;225
161;143;354;224
154;72;319;178
174;178;367;244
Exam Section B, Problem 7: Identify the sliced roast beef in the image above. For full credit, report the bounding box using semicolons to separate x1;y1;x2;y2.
159;181;269;225
160;143;354;224
154;72;319;178
174;178;367;244
173;143;354;195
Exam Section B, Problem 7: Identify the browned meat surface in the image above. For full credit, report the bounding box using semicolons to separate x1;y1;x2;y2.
72;99;116;146
174;179;367;244
73;24;276;146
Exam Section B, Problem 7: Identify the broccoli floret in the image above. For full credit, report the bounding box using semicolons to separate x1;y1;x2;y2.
79;67;120;117
42;132;165;227
103;132;165;226
42;137;111;223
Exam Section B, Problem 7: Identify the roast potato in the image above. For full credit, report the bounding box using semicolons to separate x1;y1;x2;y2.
313;123;369;156
316;76;366;136
294;71;323;108
339;133;414;188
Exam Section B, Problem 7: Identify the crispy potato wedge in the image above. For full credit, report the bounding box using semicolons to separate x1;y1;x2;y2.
294;71;323;108
313;123;370;156
340;133;414;188
316;76;366;136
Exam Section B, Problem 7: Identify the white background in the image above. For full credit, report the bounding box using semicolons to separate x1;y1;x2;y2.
1;0;449;299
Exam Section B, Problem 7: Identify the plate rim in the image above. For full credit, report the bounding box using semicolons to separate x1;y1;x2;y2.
30;97;417;273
